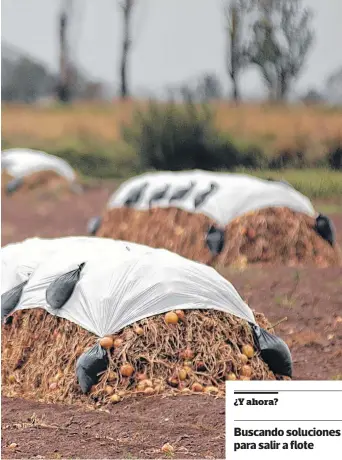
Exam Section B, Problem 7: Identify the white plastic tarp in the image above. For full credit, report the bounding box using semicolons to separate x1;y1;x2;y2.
10;240;256;337
108;170;315;226
1;237;153;294
1;148;76;183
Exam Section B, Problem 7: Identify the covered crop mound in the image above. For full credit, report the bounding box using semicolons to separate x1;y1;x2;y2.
2;308;275;406
97;206;341;267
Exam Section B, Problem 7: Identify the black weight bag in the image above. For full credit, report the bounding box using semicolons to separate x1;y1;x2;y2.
1;280;28;321
314;214;335;246
87;216;102;236
46;262;86;309
251;324;292;378
205;224;225;256
76;343;109;394
6;177;24;195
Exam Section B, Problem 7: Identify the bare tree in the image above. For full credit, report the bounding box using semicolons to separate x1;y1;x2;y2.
248;0;314;100
197;73;223;101
224;0;253;101
57;0;74;103
118;0;135;99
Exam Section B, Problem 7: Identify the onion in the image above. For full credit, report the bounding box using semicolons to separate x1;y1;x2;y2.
49;382;58;390
120;363;134;377
242;344;254;358
161;443;174;454
105;385;114;395
136;381;146;391
181;388;192;394
241;365;252;377
99;336;114;349
239;354;249;364
180;348;194;360
154;384;164;393
138;379;153;391
110;394;121;404
51;374;60;383
113;337;123;348
175;310;185;321
183;365;192;375
226;372;237;381
204;386;219;394
178;369;187;381
165;311;179;324
108;371;118;382
191;383;203;392
8;375;16;384
144;387;155;395
8;443;18;449
134;326;144;336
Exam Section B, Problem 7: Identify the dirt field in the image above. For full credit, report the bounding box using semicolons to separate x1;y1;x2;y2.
1;395;225;459
2;186;342;459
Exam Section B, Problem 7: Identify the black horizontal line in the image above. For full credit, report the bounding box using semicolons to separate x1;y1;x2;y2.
234;392;278;394
244;390;342;392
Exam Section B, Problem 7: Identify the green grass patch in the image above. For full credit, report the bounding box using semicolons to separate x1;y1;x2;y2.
239;168;342;199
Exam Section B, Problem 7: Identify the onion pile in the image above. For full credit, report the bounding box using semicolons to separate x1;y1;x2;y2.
2;307;276;406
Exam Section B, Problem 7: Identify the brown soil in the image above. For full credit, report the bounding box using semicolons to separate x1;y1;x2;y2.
1;185;111;245
1;395;225;459
1;185;342;459
97;206;341;267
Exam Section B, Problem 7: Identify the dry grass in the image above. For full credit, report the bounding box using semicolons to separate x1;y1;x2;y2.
97;206;341;268
214;102;342;155
2;308;275;406
2;102;342;155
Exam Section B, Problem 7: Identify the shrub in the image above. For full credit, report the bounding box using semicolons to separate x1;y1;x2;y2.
122;100;266;171
327;144;342;170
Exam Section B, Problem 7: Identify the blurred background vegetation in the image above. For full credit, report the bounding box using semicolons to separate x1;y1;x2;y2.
2;0;342;200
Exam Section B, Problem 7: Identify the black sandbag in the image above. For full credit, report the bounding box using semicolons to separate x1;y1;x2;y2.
76;343;109;394
205;224;225;256
315;214;335;246
46;262;86;309
1;280;28;321
6;177;24;195
251;324;292;377
87;216;102;236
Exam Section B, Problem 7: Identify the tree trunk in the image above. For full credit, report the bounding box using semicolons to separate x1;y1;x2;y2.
58;10;71;103
119;0;133;100
232;78;240;101
120;39;129;99
278;71;288;101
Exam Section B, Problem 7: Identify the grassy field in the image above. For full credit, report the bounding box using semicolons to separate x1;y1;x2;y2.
2;102;342;199
240;168;342;199
3;102;342;158
3;101;342;144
